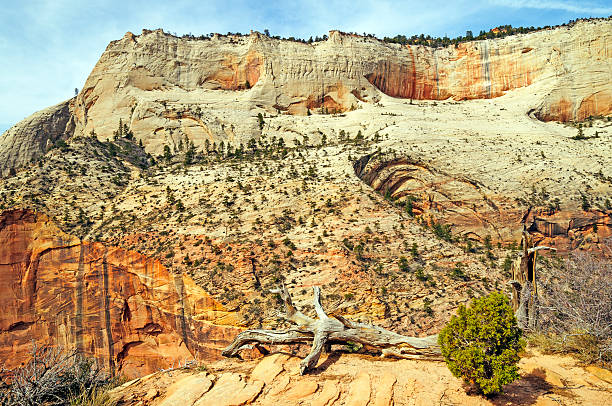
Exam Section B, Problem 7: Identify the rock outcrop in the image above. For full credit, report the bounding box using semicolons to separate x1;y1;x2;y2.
2;19;610;175
75;20;611;147
527;209;612;251
0;99;74;177
0;209;241;377
110;351;612;405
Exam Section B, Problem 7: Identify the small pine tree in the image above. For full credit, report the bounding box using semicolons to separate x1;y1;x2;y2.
257;113;265;130
163;145;172;162
248;138;257;153
184;141;196;165
580;192;591;211
398;256;410;272
438;292;525;396
405;199;414;216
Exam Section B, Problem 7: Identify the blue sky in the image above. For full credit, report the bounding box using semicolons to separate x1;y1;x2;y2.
1;0;610;133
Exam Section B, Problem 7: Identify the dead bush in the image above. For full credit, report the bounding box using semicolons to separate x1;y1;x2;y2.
535;240;612;366
0;342;116;406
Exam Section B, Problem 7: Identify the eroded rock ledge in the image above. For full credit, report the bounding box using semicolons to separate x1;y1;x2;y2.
109;351;612;405
354;154;611;249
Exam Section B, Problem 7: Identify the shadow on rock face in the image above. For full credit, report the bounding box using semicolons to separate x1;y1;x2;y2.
308;352;342;375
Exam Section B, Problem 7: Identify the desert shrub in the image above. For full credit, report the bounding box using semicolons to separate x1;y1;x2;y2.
528;332;609;366
0;343;116;406
398;256;410;272
69;386;117;406
438;292;525;396
414;267;430;281
449;264;469;281
343;341;363;353
432;221;452;242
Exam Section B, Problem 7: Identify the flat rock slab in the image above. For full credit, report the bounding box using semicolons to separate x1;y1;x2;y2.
345;371;371;406
193;373;264;406
250;353;288;384
371;373;396;406
158;373;213;406
285;380;319;400
310;380;341;406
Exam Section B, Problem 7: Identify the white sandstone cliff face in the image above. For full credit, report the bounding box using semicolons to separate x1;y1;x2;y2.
68;19;610;155
2;19;611;172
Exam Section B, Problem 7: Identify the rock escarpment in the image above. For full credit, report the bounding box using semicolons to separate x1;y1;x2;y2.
75;19;611;146
2;19;610;175
0;209;241;377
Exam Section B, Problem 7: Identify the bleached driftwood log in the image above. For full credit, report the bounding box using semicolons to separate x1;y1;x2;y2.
222;285;441;374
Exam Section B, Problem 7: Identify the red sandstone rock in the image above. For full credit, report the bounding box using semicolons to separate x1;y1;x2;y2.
0;209;241;377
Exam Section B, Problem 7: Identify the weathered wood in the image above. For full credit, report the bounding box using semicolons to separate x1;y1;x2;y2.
509;230;556;330
221;329;313;357
222;285;441;374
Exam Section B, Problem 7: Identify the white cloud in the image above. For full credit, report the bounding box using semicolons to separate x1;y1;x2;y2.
493;0;612;14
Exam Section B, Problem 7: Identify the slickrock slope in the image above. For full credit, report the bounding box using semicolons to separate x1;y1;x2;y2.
110;351;612;405
0;209;241;378
355;152;612;248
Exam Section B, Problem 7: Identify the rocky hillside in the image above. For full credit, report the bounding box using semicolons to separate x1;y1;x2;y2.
0;209;242;377
0;17;610;385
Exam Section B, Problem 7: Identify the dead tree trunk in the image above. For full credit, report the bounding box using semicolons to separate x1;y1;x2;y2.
508;230;555;330
222;285;441;374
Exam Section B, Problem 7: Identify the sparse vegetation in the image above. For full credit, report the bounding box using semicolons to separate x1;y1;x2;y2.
535;242;612;366
431;221;452;242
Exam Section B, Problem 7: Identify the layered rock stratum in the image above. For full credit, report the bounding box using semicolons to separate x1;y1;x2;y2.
73;18;611;149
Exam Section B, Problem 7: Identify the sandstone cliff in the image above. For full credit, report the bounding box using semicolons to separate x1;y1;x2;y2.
2;19;610;176
354;154;612;248
74;19;611;151
0;209;241;377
